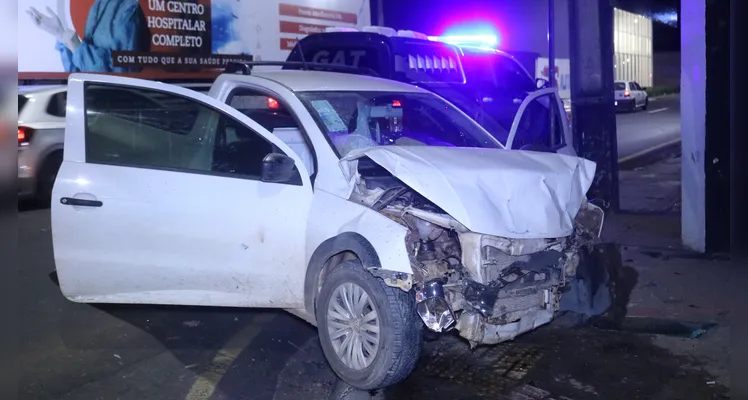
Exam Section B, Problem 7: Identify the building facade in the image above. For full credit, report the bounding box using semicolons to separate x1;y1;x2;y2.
614;7;653;87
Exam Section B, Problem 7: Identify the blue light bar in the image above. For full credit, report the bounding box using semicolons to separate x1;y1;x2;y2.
428;35;499;48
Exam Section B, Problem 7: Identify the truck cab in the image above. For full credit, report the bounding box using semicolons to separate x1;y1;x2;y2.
285;26;573;155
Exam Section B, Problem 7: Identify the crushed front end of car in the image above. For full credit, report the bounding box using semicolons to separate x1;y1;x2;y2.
343;146;606;346
382;201;603;346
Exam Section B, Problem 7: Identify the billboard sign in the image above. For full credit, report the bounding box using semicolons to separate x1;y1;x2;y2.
535;57;571;100
18;0;370;80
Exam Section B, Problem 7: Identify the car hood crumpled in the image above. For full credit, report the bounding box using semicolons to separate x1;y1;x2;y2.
341;146;596;239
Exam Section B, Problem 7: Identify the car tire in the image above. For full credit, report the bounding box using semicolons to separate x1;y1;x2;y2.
642;98;649;110
628;101;636;113
36;151;63;207
316;260;422;390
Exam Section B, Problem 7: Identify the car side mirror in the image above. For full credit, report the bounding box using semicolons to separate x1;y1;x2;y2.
261;153;296;183
536;78;549;89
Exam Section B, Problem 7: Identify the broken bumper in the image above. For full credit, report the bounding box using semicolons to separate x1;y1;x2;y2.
456;267;561;344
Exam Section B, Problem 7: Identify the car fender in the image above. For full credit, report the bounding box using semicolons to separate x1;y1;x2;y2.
303;191;413;315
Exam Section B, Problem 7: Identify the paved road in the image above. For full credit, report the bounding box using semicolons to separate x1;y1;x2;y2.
20;202;725;400
615;95;680;161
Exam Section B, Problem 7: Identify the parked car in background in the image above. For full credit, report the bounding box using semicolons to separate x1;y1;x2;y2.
614;80;648;112
18;85;67;204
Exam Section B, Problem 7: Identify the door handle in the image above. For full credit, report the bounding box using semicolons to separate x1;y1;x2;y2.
60;197;103;207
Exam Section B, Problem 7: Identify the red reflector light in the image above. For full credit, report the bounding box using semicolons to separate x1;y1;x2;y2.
392;100;401;107
18;126;32;145
267;97;279;109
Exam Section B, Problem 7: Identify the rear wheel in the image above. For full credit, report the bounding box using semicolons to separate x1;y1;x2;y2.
36;152;63;207
628;100;636;113
642;98;649;110
316;260;422;390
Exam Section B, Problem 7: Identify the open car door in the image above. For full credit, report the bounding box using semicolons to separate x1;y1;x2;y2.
506;87;575;156
52;73;314;308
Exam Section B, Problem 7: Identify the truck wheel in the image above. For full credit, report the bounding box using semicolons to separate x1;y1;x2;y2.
37;152;63;207
316;260;422;390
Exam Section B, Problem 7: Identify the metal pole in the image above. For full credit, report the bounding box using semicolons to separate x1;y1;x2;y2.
377;0;384;26
548;0;555;88
548;0;556;143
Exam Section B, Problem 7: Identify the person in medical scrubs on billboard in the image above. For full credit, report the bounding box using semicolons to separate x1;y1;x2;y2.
26;0;150;73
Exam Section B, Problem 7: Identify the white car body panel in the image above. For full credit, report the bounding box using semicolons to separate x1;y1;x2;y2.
343;146;595;239
54;74;316;307
304;190;411;275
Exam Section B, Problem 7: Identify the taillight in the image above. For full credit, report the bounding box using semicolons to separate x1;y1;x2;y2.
267;97;279;109
18;126;33;147
624;90;630;97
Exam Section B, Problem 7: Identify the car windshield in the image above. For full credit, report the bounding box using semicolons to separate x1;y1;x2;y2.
423;83;511;144
614;82;626;90
297;91;503;157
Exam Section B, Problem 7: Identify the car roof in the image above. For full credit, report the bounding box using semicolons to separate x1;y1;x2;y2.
238;69;431;93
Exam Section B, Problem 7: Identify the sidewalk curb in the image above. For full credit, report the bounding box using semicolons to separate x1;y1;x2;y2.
618;140;681;170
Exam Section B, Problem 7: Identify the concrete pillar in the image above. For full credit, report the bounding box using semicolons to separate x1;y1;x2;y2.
680;0;706;252
567;0;619;210
681;0;730;253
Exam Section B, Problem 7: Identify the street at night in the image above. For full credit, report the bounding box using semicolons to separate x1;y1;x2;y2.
19;198;730;400
11;0;740;397
616;95;680;162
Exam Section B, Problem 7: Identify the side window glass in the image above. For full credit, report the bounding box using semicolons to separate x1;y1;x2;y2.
46;92;67;117
84;84;301;185
228;89;299;132
229;88;315;177
511;94;566;150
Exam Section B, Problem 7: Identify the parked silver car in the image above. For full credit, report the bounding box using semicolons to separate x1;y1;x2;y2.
18;86;67;204
614;80;648;112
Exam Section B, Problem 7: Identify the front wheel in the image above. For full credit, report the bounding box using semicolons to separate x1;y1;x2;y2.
316;260;422;390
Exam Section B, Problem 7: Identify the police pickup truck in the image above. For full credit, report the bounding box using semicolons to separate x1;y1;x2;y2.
285;26;574;156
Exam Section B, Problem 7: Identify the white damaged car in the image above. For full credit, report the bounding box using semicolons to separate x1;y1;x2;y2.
52;68;605;390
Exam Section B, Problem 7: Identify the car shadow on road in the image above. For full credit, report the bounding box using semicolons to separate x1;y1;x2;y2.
48;270;294;371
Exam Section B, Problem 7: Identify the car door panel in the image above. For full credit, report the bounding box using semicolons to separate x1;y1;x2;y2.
53;74;313;308
506;87;575;156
